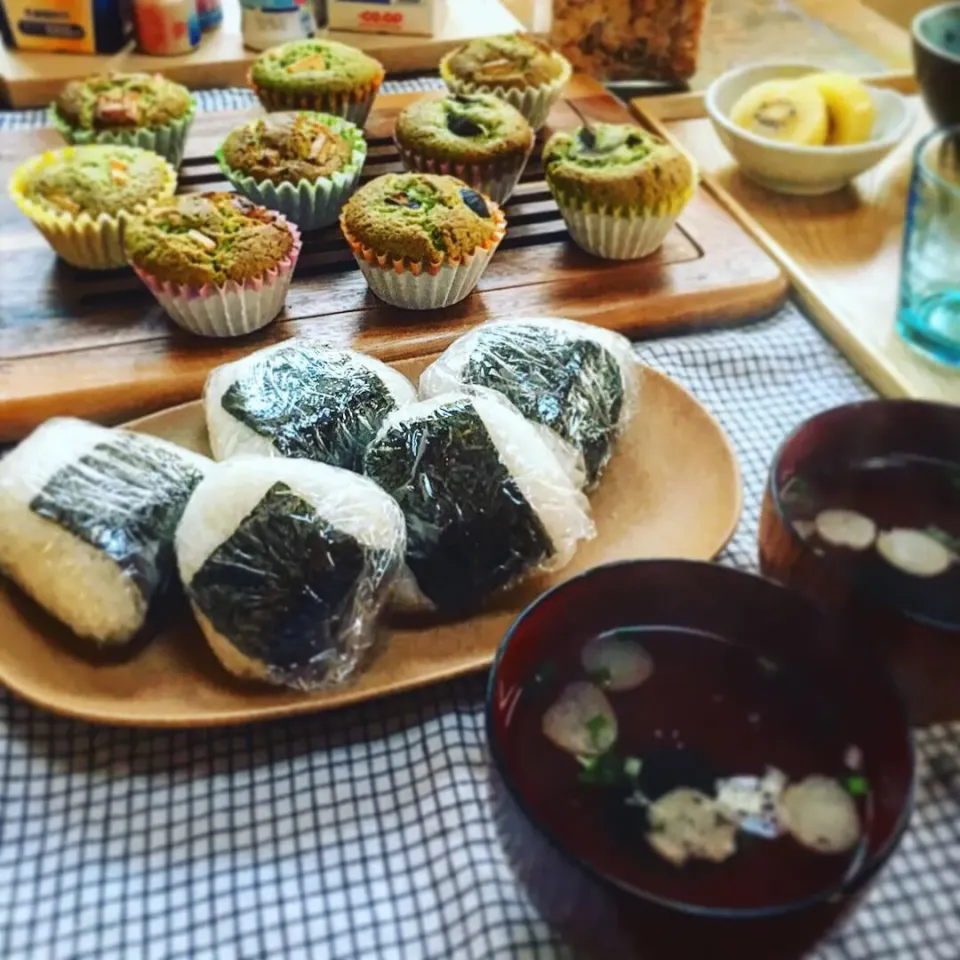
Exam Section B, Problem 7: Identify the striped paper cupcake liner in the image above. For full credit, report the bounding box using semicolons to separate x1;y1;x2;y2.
438;54;571;131
49;100;197;169
216;114;366;231
547;182;696;260
8;147;177;270
340;201;506;310
249;71;384;128
394;139;533;206
130;219;303;337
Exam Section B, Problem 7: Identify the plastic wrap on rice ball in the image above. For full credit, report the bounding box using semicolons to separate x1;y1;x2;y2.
418;316;640;488
204;338;418;472
175;456;406;690
363;392;595;615
0;418;210;646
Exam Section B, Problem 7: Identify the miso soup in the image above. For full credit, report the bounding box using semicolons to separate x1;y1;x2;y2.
780;454;960;629
502;626;871;911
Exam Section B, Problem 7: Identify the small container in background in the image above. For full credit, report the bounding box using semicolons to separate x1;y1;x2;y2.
0;0;132;53
327;0;437;36
240;0;316;51
197;0;223;31
134;0;202;55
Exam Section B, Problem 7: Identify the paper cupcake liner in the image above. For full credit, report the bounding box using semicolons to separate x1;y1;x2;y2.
9;148;177;270
49;101;197;168
438;54;571;131
340;203;506;310
215;115;366;230
554;205;677;260
395;139;533;205
548;180;695;259
249;70;384;128
130;220;303;336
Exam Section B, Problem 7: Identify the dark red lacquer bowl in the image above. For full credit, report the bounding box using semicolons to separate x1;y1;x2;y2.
759;399;960;726
486;560;914;960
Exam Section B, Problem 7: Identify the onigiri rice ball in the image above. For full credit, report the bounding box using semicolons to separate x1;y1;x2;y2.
204;338;417;472
176;456;406;690
418;316;640;487
0;418;210;646
363;392;594;614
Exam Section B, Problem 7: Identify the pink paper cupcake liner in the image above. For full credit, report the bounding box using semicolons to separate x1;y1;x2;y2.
131;220;303;337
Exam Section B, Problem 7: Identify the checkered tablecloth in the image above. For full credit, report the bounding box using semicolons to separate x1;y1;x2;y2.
1;86;958;960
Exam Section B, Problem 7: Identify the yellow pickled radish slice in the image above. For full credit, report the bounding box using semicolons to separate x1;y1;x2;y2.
797;72;876;145
729;79;829;146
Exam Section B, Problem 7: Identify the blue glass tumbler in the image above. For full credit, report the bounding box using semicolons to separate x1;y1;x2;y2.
896;125;960;367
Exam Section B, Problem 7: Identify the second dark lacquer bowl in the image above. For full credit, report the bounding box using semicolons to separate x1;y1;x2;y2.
760;399;960;725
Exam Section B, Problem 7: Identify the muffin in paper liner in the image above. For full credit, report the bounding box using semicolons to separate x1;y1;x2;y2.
340;203;506;310
248;70;383;128
130;220;303;338
8;147;177;271
438;53;571;131
547;174;695;259
215;115;367;231
394;139;533;206
49;100;197;169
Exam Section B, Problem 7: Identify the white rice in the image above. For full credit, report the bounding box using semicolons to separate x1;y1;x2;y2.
0;418;209;645
204;339;418;462
175;456;406;685
369;392;595;611
418;316;641;487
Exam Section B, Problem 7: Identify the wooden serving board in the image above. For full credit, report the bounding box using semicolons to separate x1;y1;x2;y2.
0;75;787;441
0;0;523;108
0;356;741;727
631;81;960;405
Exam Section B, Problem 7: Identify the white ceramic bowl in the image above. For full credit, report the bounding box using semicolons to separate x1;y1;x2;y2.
705;62;913;195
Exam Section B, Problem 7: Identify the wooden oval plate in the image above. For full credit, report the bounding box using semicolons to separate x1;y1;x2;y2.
0;358;742;726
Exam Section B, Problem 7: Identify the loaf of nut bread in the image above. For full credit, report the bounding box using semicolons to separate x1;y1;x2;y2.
549;0;708;82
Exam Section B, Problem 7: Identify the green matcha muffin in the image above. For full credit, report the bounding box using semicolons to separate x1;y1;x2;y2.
394;93;534;205
339;172;506;310
9;144;176;270
125;192;303;337
249;39;385;126
50;73;196;168
439;34;572;131
542;123;697;260
215;111;366;232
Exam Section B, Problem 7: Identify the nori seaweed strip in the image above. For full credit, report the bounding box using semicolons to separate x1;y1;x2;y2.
187;482;393;669
364;399;553;614
30;434;203;600
221;347;396;472
460;328;624;485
